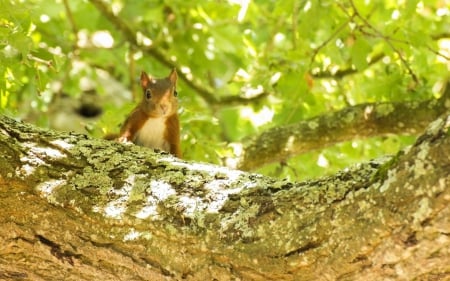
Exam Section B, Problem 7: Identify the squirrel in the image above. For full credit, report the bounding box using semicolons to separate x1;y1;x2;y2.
109;68;181;158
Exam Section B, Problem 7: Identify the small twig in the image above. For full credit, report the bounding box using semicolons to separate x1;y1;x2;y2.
62;0;78;35
311;52;384;79
431;32;450;40
27;54;53;68
264;17;285;54
426;45;450;61
309;16;353;69
291;1;302;49
128;45;138;101
349;0;419;83
381;38;419;83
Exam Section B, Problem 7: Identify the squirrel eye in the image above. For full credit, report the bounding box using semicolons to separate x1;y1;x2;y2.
145;89;151;99
174;90;178;97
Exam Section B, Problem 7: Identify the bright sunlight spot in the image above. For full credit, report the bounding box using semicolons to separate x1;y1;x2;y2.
391;10;401;20
241;106;274;127
304;1;312;12
229;0;250;22
270;72;282;85
40;14;50;23
77;30;89;48
136;31;152;47
437;39;450;65
180;66;193;80
235;68;250;80
92;30;114;48
317;153;329;168
436;6;449;16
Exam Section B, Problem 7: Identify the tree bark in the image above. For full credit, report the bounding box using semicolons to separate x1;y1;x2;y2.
0;114;449;280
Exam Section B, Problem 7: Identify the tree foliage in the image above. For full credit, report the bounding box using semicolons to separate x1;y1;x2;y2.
1;0;449;179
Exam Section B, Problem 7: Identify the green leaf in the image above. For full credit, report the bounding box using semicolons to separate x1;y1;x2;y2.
405;0;420;17
351;38;371;71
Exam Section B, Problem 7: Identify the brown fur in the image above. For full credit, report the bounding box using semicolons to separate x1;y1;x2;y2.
116;69;181;158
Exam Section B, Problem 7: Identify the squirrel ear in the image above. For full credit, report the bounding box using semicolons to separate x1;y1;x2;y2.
168;68;177;84
140;71;151;88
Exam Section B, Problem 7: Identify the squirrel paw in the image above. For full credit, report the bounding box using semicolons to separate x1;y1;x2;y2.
117;136;133;145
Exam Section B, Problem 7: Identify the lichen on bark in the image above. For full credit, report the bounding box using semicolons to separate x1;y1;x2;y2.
0;114;449;280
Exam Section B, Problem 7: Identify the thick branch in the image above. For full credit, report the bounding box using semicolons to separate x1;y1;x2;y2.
234;84;450;170
0;113;449;280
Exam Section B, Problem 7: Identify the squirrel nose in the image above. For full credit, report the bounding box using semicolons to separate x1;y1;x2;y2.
160;104;168;114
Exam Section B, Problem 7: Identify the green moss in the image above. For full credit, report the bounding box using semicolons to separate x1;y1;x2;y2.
129;178;148;202
342;111;356;123
376;103;395;117
370;153;401;184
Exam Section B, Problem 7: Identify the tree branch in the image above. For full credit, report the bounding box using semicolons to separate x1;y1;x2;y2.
233;83;450;170
0;113;448;280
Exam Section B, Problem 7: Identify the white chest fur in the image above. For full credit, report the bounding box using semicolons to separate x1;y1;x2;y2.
134;117;170;152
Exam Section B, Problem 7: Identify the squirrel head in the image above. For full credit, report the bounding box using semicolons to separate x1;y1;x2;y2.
139;68;178;117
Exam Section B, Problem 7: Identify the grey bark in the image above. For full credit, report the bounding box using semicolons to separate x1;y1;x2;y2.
0;114;449;281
